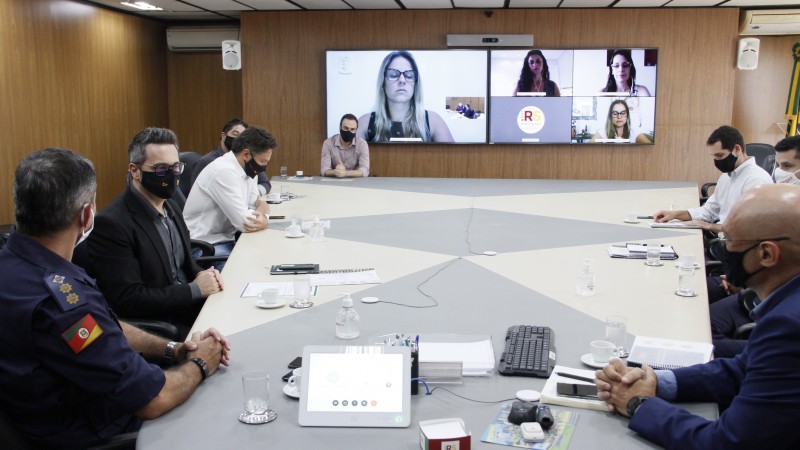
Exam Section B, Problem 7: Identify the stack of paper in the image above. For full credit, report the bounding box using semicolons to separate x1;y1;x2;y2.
418;334;495;376
607;243;677;260
540;365;606;411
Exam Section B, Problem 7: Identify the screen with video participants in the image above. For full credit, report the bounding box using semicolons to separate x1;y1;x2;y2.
326;50;488;144
489;48;658;145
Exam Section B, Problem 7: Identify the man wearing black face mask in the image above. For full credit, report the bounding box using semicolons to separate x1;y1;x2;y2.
653;125;772;234
596;184;800;449
87;128;224;337
321;113;370;178
190;118;272;195
184;126;277;257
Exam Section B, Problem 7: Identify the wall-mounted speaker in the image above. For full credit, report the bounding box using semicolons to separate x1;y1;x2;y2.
737;38;759;70
222;40;241;71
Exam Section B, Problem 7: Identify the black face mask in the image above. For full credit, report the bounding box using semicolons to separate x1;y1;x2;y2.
244;156;267;178
340;129;355;143
714;151;738;174
224;135;235;152
719;242;764;288
140;170;177;199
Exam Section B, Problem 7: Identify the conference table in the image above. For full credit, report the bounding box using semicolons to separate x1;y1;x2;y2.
138;177;717;449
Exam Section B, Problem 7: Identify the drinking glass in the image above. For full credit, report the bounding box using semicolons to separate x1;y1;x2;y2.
605;315;629;357
279;166;288;179
239;371;277;424
290;274;314;309
676;265;697;297
645;240;663;266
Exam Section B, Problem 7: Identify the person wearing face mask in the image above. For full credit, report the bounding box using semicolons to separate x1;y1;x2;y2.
595;184;800;449
86;128;223;337
773;135;800;185
0;148;231;448
184;126;276;257
653;126;773;234
189;118;272;195
321;113;370;178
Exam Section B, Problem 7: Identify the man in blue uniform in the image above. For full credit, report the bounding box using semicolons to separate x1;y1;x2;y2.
0;148;231;448
596;183;800;449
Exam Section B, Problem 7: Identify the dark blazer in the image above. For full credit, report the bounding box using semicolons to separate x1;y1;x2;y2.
87;187;204;331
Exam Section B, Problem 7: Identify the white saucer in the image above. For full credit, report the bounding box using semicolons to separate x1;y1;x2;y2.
580;353;609;369
283;384;300;399
256;299;286;309
285;232;304;238
623;219;640;224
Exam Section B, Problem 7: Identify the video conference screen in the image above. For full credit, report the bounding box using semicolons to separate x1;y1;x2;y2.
326;50;488;144
325;48;657;145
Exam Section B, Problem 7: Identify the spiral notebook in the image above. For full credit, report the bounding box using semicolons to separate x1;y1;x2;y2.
626;336;713;370
309;268;381;286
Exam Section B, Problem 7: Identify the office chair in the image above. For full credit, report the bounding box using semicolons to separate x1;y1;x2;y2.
745;143;776;173
733;288;759;340
170;190;229;270
178;151;202;197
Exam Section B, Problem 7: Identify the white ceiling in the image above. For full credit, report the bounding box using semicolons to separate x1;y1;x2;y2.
83;0;800;22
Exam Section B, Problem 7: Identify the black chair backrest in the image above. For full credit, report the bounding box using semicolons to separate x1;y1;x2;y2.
179;151;202;197
745;143;776;173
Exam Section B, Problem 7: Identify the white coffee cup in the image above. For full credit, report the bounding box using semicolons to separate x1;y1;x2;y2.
296;170;304;178
256;288;280;307
590;340;615;363
285;224;302;236
626;212;637;222
287;367;302;392
267;192;281;202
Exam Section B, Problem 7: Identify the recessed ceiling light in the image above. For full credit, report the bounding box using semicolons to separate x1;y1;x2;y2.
121;2;163;11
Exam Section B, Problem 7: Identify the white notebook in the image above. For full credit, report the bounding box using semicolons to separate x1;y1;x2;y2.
540;365;606;412
626;336;713;370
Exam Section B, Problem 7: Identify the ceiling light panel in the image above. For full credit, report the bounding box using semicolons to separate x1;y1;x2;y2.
453;0;506;8
399;0;455;9
347;0;401;8
292;0;351;9
509;0;562;7
559;0;615;7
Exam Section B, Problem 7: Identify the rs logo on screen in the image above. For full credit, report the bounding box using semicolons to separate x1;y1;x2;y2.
517;106;545;134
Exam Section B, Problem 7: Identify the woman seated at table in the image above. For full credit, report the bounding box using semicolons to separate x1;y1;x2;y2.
513;50;561;97
357;51;453;143
600;49;651;97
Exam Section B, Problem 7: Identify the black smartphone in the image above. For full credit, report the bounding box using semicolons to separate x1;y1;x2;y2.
279;264;316;271
281;370;294;382
269;215;285;219
288;356;302;369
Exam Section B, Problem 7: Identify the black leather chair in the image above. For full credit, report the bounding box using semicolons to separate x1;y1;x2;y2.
733;288;760;340
170;189;229;270
746;143;776;173
178;151;202;197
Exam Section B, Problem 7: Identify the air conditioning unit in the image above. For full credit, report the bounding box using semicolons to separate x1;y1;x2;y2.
740;9;800;36
166;27;240;52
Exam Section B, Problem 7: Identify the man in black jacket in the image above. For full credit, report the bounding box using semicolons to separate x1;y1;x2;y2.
88;128;223;337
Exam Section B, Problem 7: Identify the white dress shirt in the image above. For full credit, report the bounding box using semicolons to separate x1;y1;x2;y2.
183;151;258;244
687;157;773;224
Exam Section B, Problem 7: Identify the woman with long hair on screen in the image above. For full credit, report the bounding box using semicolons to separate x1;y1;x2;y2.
601;49;651;97
591;99;651;143
357;51;454;143
513;50;561;97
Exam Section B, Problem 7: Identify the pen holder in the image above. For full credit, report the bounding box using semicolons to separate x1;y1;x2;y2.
411;348;419;395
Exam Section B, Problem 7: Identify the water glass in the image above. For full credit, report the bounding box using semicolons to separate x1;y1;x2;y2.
242;371;270;415
645;240;663;266
604;315;628;357
290;274;313;309
676;265;697;297
280;166;288;179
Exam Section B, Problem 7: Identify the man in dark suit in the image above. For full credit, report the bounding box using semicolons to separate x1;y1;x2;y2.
596;183;800;449
88;128;223;337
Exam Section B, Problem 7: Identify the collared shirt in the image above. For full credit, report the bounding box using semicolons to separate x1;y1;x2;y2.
192;146;271;194
183;151;259;244
0;231;165;447
687;157;773;224
129;187;201;300
320;134;370;177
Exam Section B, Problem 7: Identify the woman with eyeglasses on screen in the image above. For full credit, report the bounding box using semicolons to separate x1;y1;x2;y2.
600;49;651;97
513;50;561;97
358;51;454;143
591;99;651;143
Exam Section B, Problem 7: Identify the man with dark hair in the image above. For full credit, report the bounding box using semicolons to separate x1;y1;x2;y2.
653;125;772;234
321;113;369;178
184;126;277;257
190;118;272;194
596;183;800;448
0;148;230;448
773;135;800;185
87;127;223;337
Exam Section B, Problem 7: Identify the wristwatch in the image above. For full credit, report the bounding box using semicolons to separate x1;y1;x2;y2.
626;396;651;418
164;341;180;364
190;357;209;381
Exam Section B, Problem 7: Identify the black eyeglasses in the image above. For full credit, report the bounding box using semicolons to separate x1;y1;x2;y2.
718;236;790;245
139;162;185;176
611;111;628;118
385;68;416;82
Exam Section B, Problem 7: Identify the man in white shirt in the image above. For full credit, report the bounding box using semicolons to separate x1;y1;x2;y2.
183;126;277;258
653;125;773;234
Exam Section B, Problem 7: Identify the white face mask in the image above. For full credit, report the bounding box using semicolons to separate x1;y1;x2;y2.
76;205;94;247
773;167;800;185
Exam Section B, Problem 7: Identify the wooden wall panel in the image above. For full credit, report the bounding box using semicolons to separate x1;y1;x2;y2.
0;0;167;224
242;8;739;188
733;36;800;145
167;52;243;154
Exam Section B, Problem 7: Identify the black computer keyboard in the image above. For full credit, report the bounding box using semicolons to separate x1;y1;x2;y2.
498;325;556;378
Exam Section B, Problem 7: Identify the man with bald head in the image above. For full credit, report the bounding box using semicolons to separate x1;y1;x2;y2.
595;183;800;449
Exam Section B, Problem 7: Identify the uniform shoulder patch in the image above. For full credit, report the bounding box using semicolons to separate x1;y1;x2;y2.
45;273;87;311
61;313;104;354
